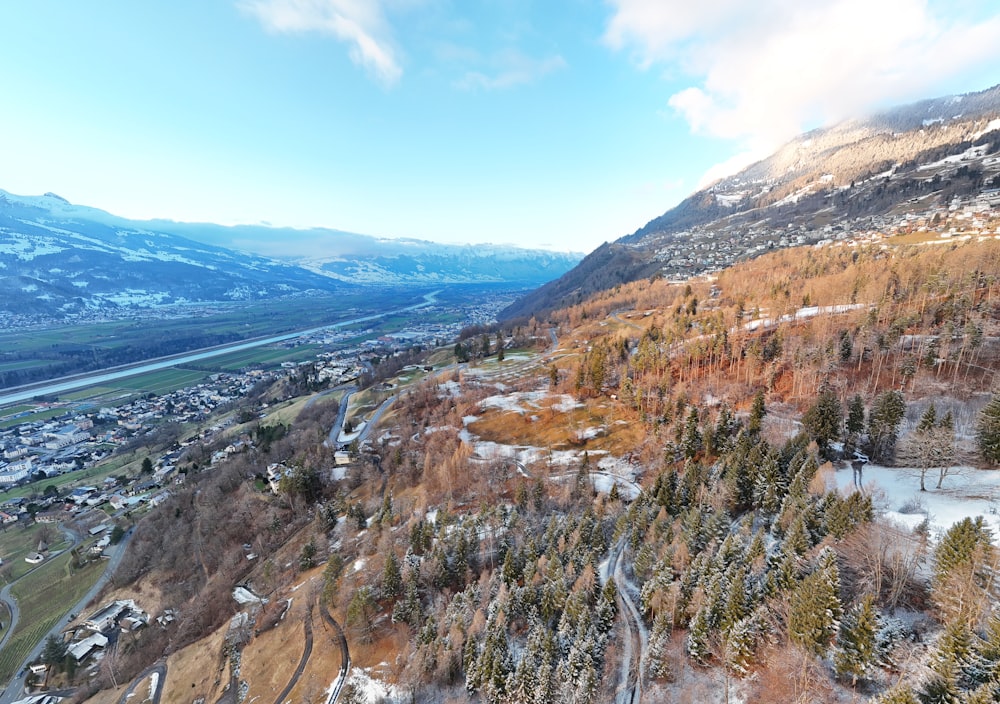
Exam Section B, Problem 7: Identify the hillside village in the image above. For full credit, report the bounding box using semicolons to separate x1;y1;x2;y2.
649;191;1000;280
0;292;512;492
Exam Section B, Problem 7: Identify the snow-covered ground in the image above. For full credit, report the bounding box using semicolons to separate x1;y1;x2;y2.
478;390;582;415
833;462;1000;540
342;667;404;703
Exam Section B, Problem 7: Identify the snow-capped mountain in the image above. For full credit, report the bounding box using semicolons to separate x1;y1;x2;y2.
504;83;1000;320
0;191;582;319
135;220;583;286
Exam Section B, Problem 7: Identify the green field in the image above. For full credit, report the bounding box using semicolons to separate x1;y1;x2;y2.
61;386;120;402
205;344;322;371
0;551;105;685
0;524;73;584
0;409;64;430
115;367;209;394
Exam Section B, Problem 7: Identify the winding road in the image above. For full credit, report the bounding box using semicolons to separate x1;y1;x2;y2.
318;598;350;704
270;603;314;704
605;538;646;704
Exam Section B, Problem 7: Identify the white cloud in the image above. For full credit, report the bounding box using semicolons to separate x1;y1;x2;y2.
606;0;1000;175
240;0;402;85
455;49;567;91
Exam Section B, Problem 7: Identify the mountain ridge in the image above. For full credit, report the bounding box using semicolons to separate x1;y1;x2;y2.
503;83;1000;321
0;189;582;321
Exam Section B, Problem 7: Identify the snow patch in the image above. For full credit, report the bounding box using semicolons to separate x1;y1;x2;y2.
834;463;1000;540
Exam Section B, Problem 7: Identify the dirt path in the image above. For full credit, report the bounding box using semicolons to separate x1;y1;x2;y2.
607;538;645;704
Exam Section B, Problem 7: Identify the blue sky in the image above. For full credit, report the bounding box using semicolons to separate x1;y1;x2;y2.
2;1;999;253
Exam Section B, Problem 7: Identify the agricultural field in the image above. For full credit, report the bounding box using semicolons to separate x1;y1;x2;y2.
203;344;322;372
0;289;427;390
0;552;105;685
0;408;63;430
0;523;72;584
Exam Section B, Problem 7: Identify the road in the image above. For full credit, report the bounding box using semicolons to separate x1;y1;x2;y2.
270;604;314;704
0;527;135;704
318;597;350;704
116;661;167;704
605;538;645;704
323;386;358;448
0;289;441;408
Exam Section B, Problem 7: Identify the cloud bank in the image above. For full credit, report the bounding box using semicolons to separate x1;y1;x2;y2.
605;0;1000;157
240;0;402;85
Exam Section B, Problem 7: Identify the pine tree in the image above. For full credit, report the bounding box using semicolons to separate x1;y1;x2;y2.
839;330;854;361
41;633;68;667
683;407;702;459
833;595;879;685
845;394;866;454
919;655;961;704
869;683;920;704
509;623;543;704
783;513;812;557
976;607;1000;682
381;550;403;601
963;682;1000;704
976;394;1000;465
932;517;994;622
686;605;713;663
646;612;675;681
748;390;766;435
918;403;938;432
802;387;843;459
867;390;906;463
725;610;764;677
788;550;842;657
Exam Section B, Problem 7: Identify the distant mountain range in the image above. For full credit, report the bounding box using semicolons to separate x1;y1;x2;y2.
504;84;1000;320
0;191;582;321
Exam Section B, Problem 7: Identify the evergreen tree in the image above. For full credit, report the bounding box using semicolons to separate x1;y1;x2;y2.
725;610;765;677
686;605;713;664
963;682;999;704
845;394;866;454
41;633;68;667
919;656;961;704
930;619;978;690
646;612;675;681
298;539;317;570
788;549;842;656
839;330;854;361
867;390;906;463
748;390;766;436
933;517;994;622
802;387;843;459
834;595;879;685
391;569;423;628
918;403;938;432
976;394;1000;464
683;407;703;459
381;550;403;601
869;684;920;704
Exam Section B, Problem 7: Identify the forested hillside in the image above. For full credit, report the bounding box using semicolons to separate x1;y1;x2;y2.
63;235;1000;704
